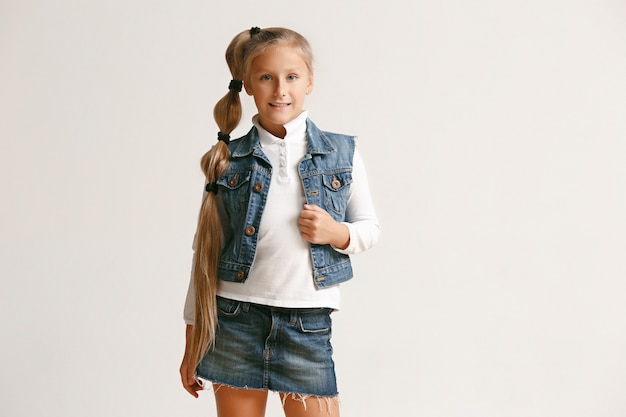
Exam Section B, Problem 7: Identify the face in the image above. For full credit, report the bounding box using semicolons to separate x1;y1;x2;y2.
245;45;313;138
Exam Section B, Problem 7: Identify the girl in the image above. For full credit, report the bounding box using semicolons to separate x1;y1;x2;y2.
179;27;380;417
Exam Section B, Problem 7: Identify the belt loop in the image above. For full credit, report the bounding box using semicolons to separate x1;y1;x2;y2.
242;302;250;313
289;309;297;325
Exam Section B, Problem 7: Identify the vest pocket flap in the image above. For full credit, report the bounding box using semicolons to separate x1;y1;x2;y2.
321;172;352;192
218;171;252;190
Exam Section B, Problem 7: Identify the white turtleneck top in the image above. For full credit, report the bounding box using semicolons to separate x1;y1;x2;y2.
184;111;379;322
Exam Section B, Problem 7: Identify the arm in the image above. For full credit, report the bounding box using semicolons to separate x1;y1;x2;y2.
179;324;203;398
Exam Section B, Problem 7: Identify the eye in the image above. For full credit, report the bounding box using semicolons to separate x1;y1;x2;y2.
261;74;272;81
287;74;298;81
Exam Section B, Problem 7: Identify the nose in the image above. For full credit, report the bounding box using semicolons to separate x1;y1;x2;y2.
274;79;286;97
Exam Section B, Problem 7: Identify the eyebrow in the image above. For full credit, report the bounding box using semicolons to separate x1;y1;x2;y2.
251;67;305;74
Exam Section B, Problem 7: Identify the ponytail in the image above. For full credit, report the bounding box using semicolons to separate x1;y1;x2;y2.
188;31;249;369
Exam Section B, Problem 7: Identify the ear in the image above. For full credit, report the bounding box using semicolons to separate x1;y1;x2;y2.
244;81;253;96
306;72;314;95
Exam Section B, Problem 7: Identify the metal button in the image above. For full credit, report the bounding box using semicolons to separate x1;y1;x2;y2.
236;271;245;280
253;182;263;192
229;176;238;187
331;179;341;189
245;226;256;236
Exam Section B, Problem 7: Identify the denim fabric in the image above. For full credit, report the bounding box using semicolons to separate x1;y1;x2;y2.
196;296;338;397
216;118;355;288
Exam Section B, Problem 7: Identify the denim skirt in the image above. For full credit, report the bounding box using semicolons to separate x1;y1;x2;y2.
195;296;338;397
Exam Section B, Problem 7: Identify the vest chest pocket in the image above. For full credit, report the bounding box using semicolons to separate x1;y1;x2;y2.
217;171;252;213
321;172;352;217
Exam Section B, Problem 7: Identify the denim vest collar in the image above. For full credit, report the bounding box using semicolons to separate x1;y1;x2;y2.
230;119;337;159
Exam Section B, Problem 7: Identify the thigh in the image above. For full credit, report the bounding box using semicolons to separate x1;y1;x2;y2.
281;393;340;417
214;384;268;417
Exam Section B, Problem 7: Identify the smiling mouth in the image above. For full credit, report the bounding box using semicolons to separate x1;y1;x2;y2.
270;103;291;107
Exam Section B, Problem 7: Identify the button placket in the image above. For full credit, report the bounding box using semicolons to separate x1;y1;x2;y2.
279;141;288;180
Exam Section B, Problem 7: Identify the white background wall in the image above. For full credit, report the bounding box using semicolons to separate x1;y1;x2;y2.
2;1;625;416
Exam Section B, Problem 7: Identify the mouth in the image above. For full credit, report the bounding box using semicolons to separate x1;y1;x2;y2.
269;103;291;108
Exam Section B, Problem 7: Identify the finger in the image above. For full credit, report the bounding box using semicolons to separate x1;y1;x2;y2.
299;219;316;233
301;208;325;221
303;203;323;212
185;385;200;398
183;378;202;398
299;211;317;223
181;377;196;397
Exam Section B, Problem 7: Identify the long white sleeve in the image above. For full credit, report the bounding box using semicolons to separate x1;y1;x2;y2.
335;147;381;254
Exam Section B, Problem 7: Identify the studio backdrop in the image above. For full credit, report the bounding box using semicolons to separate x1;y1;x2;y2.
1;1;625;416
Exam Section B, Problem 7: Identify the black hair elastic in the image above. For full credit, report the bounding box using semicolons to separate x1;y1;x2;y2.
217;131;230;144
228;79;243;92
205;182;218;194
250;26;261;35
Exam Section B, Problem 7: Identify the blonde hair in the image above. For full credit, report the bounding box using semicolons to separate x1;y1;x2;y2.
189;27;314;368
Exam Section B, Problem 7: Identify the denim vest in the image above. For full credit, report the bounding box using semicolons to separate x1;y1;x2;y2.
216;119;355;288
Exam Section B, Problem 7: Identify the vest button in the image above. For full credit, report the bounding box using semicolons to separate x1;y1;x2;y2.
229;177;238;187
253;182;264;192
236;271;245;281
245;226;256;236
331;179;341;189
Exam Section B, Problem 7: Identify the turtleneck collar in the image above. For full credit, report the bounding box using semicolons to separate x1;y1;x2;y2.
253;111;308;147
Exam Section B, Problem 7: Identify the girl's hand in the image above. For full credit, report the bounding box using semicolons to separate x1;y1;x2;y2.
299;204;350;250
180;354;203;398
